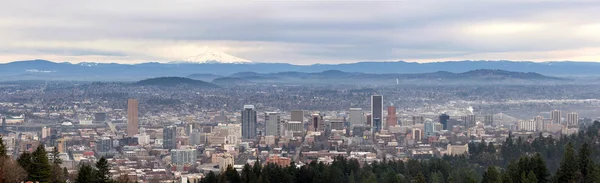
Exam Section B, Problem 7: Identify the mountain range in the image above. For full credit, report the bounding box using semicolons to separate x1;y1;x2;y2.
0;59;599;81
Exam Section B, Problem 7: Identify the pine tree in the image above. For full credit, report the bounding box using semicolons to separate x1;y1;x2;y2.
0;136;7;157
76;164;96;183
202;171;218;183
557;142;579;183
348;171;356;183
578;142;594;183
531;153;550;183
520;171;537;183
29;144;53;182
413;173;426;183
96;156;111;183
482;166;500;183
498;171;512;183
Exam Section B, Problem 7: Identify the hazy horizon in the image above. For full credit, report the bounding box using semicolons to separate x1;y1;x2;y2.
1;1;600;64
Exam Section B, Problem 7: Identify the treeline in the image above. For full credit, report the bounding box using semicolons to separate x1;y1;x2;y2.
0;137;130;183
203;121;600;183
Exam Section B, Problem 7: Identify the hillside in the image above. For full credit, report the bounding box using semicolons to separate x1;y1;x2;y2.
134;77;218;88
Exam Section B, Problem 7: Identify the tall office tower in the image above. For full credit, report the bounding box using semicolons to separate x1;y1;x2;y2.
551;110;561;125
484;115;494;126
535;116;545;131
291;110;304;122
349;108;364;128
309;114;323;131
371;95;383;133
424;121;435;137
163;125;177;150
567;112;579;127
412;116;425;125
265;112;281;136
386;106;397;128
463;115;476;128
127;99;139;137
439;114;450;130
241;105;257;139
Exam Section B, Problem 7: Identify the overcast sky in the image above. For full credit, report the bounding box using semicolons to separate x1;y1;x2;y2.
1;0;599;65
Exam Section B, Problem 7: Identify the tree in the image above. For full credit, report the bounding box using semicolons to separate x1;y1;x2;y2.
556;142;579;183
578;142;595;183
0;137;7;157
500;171;512;183
482;166;500;183
520;171;537;183
96;156;112;183
1;155;27;183
201;171;218;183
531;153;550;183
413;173;426;183
383;171;401;183
241;164;253;183
348;171;356;183
50;146;64;183
29;144;53;182
76;164;96;183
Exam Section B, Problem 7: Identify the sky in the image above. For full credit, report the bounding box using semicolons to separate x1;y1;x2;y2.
1;0;599;65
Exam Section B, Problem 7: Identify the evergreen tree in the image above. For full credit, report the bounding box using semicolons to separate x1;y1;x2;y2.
30;144;53;182
578;142;594;182
96;156;111;183
430;171;444;183
556;142;579;183
348;171;356;183
0;136;7;157
500;171;512;183
17;152;33;176
383;171;401;183
202;171;218;183
414;173;426;183
531;153;550;183
520;171;537;183
241;164;252;183
481;166;500;183
76;164;96;183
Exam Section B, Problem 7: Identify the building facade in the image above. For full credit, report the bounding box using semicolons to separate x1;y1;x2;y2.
371;95;383;133
241;105;257;139
127;99;139;137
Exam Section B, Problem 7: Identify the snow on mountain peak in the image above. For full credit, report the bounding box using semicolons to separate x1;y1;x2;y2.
175;50;252;64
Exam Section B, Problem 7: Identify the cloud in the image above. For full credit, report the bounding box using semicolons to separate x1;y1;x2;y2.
0;0;599;64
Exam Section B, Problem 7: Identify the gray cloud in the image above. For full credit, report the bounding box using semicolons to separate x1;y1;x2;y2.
0;0;599;64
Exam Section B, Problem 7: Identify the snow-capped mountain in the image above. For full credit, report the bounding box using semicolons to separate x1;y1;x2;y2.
174;50;252;64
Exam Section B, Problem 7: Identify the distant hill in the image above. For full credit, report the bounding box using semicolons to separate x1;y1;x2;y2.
135;77;218;88
187;73;222;81
211;77;254;85
227;69;565;85
0;59;594;81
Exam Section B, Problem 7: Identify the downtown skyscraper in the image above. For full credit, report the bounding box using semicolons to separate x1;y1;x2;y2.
127;99;139;137
371;95;383;133
241;105;257;139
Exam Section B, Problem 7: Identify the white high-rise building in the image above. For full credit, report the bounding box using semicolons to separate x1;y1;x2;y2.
349;108;364;128
534;116;544;131
518;120;536;132
567;112;579;127
171;149;197;165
